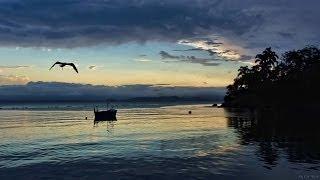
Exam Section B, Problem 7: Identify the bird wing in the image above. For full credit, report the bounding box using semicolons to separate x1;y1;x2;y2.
49;61;60;70
69;63;79;73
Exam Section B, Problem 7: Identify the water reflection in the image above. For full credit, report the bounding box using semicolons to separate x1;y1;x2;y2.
1;106;320;179
93;121;116;134
225;108;320;169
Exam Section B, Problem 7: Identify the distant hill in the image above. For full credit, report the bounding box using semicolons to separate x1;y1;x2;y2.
0;82;225;102
125;96;220;102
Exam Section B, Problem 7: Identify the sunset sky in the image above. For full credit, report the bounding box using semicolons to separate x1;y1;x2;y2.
0;0;319;88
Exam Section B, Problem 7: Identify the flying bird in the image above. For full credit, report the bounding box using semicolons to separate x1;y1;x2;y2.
49;61;79;73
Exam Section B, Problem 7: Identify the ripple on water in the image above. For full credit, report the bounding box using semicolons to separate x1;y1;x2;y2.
0;105;319;179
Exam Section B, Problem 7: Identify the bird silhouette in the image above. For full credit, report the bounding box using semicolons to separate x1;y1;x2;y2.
49;61;79;73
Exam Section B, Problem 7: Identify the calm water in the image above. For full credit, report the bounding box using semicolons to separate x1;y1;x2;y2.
0;104;319;179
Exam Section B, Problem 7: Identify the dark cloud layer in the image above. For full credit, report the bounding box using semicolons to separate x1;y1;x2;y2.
0;81;225;102
0;0;318;50
0;0;222;47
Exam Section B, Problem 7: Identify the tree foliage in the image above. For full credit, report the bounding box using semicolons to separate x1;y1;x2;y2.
224;46;320;107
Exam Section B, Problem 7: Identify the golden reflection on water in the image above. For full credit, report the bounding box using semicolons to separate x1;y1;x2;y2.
0;105;243;171
1;104;319;179
0;105;234;143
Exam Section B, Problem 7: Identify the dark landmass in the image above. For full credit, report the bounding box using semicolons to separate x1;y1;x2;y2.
0;96;222;103
125;96;220;102
0;81;224;102
223;46;320;109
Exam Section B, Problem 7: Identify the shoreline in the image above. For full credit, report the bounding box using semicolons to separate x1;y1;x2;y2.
0;102;218;111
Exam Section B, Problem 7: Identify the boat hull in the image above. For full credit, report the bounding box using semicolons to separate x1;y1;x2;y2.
94;109;117;121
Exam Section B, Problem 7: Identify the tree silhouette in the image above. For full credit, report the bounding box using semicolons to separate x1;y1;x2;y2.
223;46;320;108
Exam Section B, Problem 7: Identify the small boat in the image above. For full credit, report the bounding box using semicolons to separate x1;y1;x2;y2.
94;107;117;121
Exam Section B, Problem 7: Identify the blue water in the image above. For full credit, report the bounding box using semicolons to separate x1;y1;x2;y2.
0;104;319;179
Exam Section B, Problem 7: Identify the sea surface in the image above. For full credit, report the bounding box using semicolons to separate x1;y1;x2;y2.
0;103;319;179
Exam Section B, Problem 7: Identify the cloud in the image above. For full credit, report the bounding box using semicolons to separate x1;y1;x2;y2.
1;0;225;47
238;60;256;66
177;38;255;65
0;65;32;69
133;54;152;62
0;0;318;51
179;56;220;66
0;75;30;85
238;55;253;61
0;65;33;73
87;65;105;70
134;58;152;62
88;65;96;70
178;39;246;60
0;81;226;102
173;48;204;52
160;51;220;66
87;65;103;71
159;51;180;59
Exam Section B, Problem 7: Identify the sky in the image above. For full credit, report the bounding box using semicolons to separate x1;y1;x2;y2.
0;0;319;92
